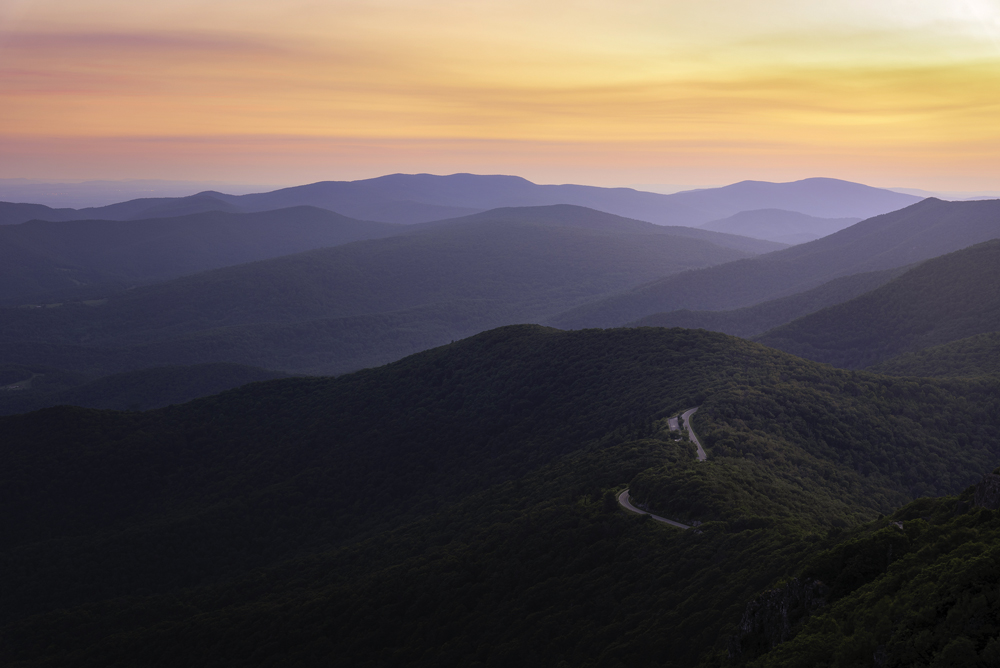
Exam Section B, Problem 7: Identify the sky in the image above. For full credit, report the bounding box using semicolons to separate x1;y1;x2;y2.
1;0;999;190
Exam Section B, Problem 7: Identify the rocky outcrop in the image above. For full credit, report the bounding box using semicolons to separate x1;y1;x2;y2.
974;473;1000;510
728;578;829;661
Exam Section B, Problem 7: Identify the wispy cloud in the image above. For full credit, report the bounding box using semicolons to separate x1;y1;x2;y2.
0;29;287;54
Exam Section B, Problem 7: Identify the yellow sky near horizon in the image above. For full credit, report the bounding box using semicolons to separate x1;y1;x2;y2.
2;0;999;189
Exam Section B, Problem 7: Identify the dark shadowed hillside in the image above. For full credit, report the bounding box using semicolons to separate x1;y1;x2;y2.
0;207;402;304
0;362;289;415
553;198;1000;329
757;239;1000;368
0;211;754;374
2;326;999;667
629;268;904;338
739;490;1000;668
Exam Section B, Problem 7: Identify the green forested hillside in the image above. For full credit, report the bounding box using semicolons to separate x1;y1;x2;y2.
0;216;752;375
740;490;1000;668
630;268;902;338
0;206;402;305
868;331;1000;377
553;198;1000;329
3;326;1000;667
757;239;1000;368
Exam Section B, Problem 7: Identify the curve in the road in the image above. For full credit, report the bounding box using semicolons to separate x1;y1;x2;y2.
617;406;707;529
682;407;707;461
617;489;691;529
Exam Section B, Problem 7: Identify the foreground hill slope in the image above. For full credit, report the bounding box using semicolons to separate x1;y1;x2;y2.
739;489;1000;668
758;239;1000;368
0;207;402;304
2;326;1000;667
0;209;754;374
553;198;1000;329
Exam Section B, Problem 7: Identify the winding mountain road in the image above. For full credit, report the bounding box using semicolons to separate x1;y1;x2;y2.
617;406;706;529
617;489;691;529
682;407;707;461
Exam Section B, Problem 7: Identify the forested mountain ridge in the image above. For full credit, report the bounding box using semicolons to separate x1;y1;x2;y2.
552;197;1000;329
3;325;1000;667
868;331;1000;377
757;239;1000;368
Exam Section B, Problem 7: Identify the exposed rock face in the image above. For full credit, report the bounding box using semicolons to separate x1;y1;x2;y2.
974;473;1000;510
728;578;828;661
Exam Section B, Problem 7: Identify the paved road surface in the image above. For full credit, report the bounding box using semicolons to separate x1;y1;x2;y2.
616;407;707;529
682;407;707;461
617;489;691;529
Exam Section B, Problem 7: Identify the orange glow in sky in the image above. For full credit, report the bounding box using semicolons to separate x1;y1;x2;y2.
2;0;999;189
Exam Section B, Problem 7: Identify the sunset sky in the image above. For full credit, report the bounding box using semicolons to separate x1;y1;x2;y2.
2;0;999;189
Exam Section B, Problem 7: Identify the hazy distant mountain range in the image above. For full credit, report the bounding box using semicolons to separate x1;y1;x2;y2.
696;208;861;244
0;173;920;230
0;178;279;209
553;198;1000;329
